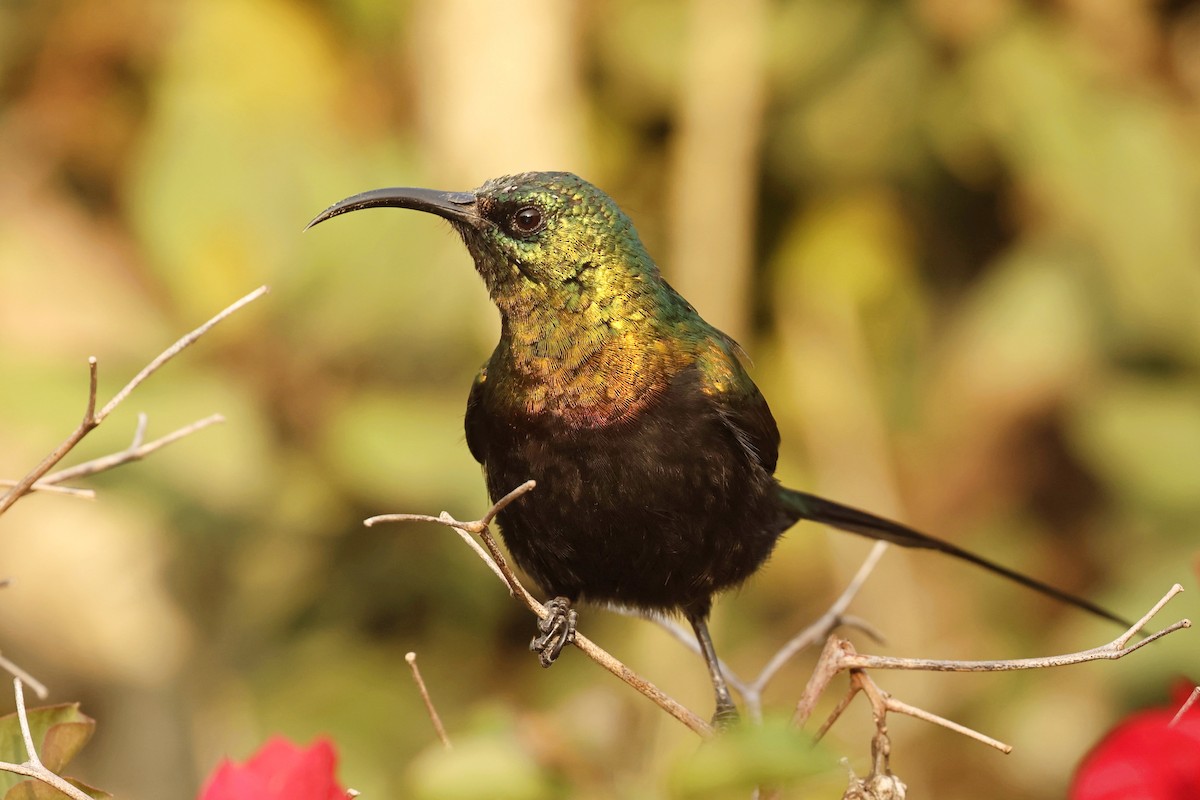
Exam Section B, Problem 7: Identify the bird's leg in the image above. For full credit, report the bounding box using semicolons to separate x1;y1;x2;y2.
686;608;739;727
531;596;577;667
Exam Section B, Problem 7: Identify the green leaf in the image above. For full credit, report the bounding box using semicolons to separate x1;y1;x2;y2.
0;704;97;796
406;733;556;800
668;717;837;799
4;776;111;800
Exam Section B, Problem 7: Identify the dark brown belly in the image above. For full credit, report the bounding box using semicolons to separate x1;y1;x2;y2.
475;371;789;613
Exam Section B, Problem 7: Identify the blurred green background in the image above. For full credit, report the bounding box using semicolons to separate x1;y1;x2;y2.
1;0;1198;797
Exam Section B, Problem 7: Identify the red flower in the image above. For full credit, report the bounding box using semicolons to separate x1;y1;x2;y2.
1070;683;1200;800
198;736;350;800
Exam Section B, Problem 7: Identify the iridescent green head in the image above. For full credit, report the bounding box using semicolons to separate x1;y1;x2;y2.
307;171;659;318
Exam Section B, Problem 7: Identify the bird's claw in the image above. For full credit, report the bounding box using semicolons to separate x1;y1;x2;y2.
711;703;741;730
530;596;577;667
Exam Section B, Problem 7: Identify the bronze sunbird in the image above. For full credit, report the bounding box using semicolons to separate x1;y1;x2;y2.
309;172;1127;722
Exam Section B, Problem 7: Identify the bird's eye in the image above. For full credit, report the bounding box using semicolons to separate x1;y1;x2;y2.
509;205;544;235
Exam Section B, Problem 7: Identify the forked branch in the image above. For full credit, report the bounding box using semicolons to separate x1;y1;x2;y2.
793;583;1190;768
640;540;891;723
370;481;1193;762
0;286;267;516
366;481;715;738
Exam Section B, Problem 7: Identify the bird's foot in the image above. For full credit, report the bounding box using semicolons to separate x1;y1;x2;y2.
711;701;741;731
530;596;577;668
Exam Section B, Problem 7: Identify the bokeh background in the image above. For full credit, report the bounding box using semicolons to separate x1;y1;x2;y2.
1;0;1198;797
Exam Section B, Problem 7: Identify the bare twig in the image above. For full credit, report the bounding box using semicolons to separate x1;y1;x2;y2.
0;483;93;499
635;612;750;698
406;652;452;750
367;482;538;601
794;634;854;730
14;681;38;769
838;680;908;800
882;685;1011;753
756;542;890;689
838;584;1189;674
0;679;93;800
369;510;506;586
1170;685;1200;728
95;288;266;423
827;668;1011;754
0;654;47;701
0;286;267;516
0;359;101;516
2;413;226;500
367;482;714;738
41;413;225;485
369;480;1191;763
634;540;892;724
796;583;1191;767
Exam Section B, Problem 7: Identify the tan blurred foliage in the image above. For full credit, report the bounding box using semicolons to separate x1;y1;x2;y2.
0;0;1198;797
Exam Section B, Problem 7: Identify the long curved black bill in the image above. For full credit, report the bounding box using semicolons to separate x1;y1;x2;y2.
305;187;482;230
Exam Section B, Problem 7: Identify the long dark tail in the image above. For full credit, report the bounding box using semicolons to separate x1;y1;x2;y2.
779;487;1132;629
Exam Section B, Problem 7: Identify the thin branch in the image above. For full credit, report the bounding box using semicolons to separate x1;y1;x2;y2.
0;482;94;500
796;584;1190;762
14;681;39;770
631;541;892;724
1116;584;1184;649
816;663;1004;799
839;673;908;800
368;510;506;587
0;654;47;700
406;652;452;750
814;681;861;742
2;413;225;500
793;634;851;730
84;358;98;425
41;413;225;485
368;481;1191;759
95;286;267;423
1170;686;1200;728
0;679;93;800
637;612;749;694
846;668;1011;754
0;360;101;516
367;482;714;738
368;481;537;537
881;686;1011;754
840;584;1189;674
837;615;886;644
0;286;267;516
755;541;890;691
639;540;890;725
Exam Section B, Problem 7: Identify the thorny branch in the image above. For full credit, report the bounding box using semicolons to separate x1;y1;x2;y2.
0;285;268;517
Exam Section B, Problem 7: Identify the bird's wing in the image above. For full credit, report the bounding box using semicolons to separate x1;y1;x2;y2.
695;336;781;475
464;366;489;466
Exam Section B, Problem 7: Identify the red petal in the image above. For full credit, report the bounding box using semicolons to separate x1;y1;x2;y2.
198;737;346;800
197;759;269;800
1072;708;1200;800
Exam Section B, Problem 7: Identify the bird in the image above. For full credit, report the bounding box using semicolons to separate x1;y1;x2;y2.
307;171;1129;723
